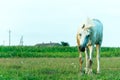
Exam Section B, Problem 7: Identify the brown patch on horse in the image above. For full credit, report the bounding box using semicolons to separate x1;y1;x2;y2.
76;34;81;53
76;34;80;46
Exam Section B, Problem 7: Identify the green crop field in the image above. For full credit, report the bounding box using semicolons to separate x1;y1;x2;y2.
0;46;119;80
0;46;120;57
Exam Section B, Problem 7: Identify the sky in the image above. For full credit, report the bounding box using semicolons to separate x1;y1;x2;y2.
0;0;120;47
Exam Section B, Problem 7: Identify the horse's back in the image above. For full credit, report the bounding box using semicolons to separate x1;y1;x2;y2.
92;19;103;31
92;19;103;45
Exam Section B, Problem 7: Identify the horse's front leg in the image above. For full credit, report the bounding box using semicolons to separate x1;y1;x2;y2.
79;51;83;73
88;45;94;74
77;45;83;73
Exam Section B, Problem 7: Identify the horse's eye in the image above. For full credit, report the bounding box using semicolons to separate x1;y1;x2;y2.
87;35;90;37
79;34;82;36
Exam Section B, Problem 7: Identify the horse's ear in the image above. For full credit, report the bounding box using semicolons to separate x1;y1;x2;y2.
82;24;85;29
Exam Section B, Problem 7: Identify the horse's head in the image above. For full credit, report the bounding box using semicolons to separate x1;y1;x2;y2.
78;24;91;52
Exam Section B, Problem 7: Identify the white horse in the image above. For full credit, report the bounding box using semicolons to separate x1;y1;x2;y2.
76;18;103;74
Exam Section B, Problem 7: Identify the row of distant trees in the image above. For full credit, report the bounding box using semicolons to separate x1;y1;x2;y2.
35;41;70;47
61;41;69;46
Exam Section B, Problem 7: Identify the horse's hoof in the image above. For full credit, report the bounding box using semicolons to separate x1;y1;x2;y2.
87;69;93;74
84;68;91;74
96;71;100;74
79;72;84;75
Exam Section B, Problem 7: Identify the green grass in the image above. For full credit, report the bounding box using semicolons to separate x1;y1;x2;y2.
0;57;119;80
0;46;119;79
0;46;120;58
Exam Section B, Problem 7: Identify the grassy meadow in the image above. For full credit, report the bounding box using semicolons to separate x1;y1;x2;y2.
0;46;119;80
0;57;119;80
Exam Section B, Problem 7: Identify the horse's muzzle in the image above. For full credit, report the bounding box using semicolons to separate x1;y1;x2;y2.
79;46;85;52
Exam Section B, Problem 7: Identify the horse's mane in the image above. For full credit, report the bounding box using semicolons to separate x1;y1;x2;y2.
77;18;101;34
84;18;94;28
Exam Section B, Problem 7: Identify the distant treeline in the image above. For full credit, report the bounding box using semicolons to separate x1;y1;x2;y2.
0;46;119;58
35;41;70;47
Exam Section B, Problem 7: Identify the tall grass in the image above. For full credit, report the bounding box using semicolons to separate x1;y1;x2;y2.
0;46;119;58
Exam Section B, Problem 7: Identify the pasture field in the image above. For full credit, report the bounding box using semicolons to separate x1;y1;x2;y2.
0;57;119;80
0;46;119;79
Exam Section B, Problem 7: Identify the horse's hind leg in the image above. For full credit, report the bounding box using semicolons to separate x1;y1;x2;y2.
96;44;100;73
